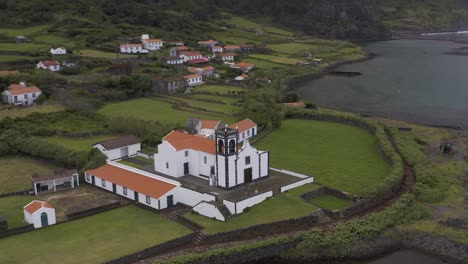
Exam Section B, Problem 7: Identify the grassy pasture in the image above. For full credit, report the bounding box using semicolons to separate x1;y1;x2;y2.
308;194;354;210
0;55;35;63
0;25;50;38
255;120;392;195
0;156;58;195
186;184;320;234
0;206;192;264
171;96;242;115
243;58;286;70
194;85;245;95
248;54;303;65
36;135;119;152
0;103;65;120
73;49;137;59
0;43;49;53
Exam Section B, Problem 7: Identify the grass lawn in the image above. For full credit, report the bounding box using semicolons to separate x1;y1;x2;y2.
0;55;35;63
173;96;242;114
194;85;245;95
255;120;392;195
0;156;58;195
249;54;303;65
185;184;319;234
0;196;37;228
0;206;192;264
73;49;137;59
308;194;354;210
0;103;64;120
0;43;49;53
0;25;50;37
98;98;231;124
36;134;119;152
243;58;286;70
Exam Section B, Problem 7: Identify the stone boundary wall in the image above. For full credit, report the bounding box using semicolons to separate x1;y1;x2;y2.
0;212;7;231
300;186;356;202
0;224;34;239
105;233;197;264
0;190;32;198
67;201;122;220
202;213;319;245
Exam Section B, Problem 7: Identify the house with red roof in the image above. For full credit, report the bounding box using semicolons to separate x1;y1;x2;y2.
37;60;61;71
231;62;255;72
24;200;56;228
184;73;203;86
188;66;216;77
229;118;258;143
141;34;164;50
212;46;223;53
218;53;238;62
235;74;249;81
2;82;42;105
119;43;148;54
198;40;218;47
223;45;241;52
180;51;203;62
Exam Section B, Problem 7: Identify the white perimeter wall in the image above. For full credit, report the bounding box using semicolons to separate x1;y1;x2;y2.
280;178;315;193
224;191;273;215
223;200;236;215
176;187;215;207
193;202;225;221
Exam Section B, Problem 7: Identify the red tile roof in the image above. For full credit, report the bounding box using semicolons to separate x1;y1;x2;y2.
188;58;209;64
24;200;53;214
224;45;241;50
175;46;190;51
183;74;202;79
234;62;254;68
143;39;163;43
39;60;60;66
229;118;257;133
86;164;177;199
201;120;221;129
202;66;215;71
180;51;202;57
7;84;41;95
164;131;215;155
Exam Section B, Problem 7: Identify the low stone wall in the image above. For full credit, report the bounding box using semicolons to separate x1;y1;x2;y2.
105;233;197;264
67;201;122;220
202;214;319;245
0;224;34;239
0;212;7;231
0;190;32;198
301;186;356;202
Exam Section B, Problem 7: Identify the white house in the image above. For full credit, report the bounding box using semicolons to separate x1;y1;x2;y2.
166;56;184;65
154;127;269;189
218;53;237;62
32;169;79;195
235;74;249;81
187;66;215;77
194;119;225;138
229;118;258;143
120;44;148;54
184;74;203;86
93;135;141;160
24;200;56;229
231;62;255;72
212;46;223;53
142;38;164;51
2;82;41;105
50;47;66;55
180;52;203;62
37;60;60;71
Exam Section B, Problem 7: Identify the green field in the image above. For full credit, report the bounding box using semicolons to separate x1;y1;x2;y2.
73;49;137;59
36;135;119;152
173;96;241;114
0;55;34;63
98;98;231;124
0;195;37;228
248;54;303;65
243;58;285;70
194;85;245;95
186;184;319;234
0;43;49;53
0;25;50;38
255;120;392;195
0;206;192;264
0;103;65;120
308;194;354;210
0;156;58;195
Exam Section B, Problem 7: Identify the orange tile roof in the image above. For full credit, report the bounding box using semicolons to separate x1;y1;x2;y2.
7;84;41;95
224;45;241;50
86;164;177;199
201;120;221;129
164;131;215;155
229;118;257;133
202;66;215;71
234;62;254;68
184;74;202;79
0;70;19;76
175;46;190;51
144;39;163;43
199;40;218;45
24;200;53;214
187;67;198;73
180;51;202;56
39;60;60;66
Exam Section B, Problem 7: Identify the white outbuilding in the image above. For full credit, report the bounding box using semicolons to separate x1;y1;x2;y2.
50;47;67;55
23;200;56;229
93;135;142;160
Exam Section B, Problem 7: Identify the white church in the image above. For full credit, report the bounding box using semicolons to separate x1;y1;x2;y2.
154;119;268;189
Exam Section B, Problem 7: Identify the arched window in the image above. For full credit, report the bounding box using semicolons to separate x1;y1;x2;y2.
218;140;224;154
229;139;236;154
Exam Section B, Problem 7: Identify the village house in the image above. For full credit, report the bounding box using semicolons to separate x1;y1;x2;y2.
240;44;256;53
198;40;218;48
212;46;223;53
168;41;184;46
2;82;41;105
188;66;216;77
93;136;141;160
32;169;79;195
50;47;67;55
166;56;184;65
184;74;203;86
235;74;249;81
15;36;26;44
313;58;323;66
142;38;164;51
24;200;56;229
231;62;255;72
229;118;258;143
37;60;61;71
218;53;238;62
179;51;203;62
120;44;148;54
223;45;241;53
187;119;226;139
169;46;190;57
153;76;188;94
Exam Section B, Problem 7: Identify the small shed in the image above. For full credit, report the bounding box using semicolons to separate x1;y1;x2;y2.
32;169;79;195
16;36;27;44
24;200;56;228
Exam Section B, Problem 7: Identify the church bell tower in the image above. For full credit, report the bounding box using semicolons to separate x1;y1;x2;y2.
214;126;238;188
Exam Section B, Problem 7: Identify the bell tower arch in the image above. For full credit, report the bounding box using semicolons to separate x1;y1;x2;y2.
215;126;239;188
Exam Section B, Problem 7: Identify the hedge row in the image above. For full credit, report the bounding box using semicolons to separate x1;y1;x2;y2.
284;107;404;201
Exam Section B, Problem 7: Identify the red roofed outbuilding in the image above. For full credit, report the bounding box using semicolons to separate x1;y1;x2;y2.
24;200;56;228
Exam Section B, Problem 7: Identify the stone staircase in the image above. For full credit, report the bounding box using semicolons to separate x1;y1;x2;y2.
310;209;332;224
217;204;233;220
192;231;206;245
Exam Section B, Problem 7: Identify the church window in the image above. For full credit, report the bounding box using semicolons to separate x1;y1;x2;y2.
245;156;251;165
229;139;236;154
218;140;224;153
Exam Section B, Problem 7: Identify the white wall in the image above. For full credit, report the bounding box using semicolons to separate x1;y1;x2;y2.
176;187;215;207
238;126;257;143
235;191;273;214
280;178;315;193
193;202;225;221
2;91;41;105
270;168;311;179
27;207;56;228
95;143;141;160
223;200;236;215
